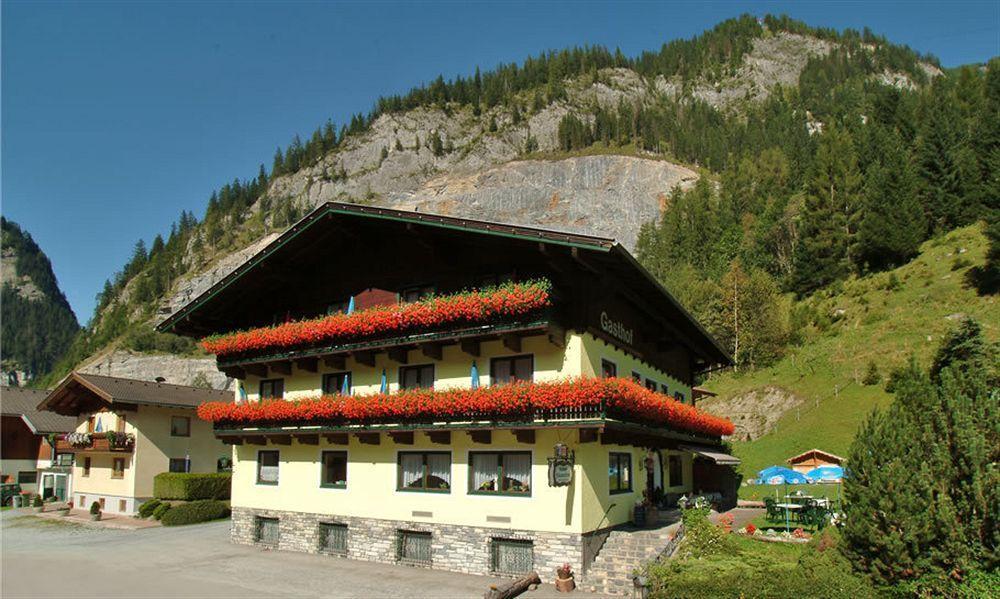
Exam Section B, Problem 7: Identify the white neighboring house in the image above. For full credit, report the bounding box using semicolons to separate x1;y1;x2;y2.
1;386;76;500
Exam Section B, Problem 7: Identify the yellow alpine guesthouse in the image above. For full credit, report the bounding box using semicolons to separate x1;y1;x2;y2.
157;202;738;580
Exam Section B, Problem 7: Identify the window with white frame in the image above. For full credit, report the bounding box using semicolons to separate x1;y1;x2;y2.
470;451;531;495
398;451;450;492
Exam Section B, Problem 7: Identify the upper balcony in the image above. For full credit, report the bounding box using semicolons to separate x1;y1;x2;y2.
202;280;566;378
54;432;135;454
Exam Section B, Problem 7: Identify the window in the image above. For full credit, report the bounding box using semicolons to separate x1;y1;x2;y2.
601;359;617;378
669;455;684;487
55;453;73;466
170;416;191;437
119;500;127;512
327;299;350;315
609;452;632;494
318;522;348;554
99;497;106;510
660;383;669;395
321;451;347;488
217;457;233;473
116;414;126;433
397;530;432;564
399;364;434;390
676;392;686;404
491;539;534;575
397;452;450;492
255;516;279;546
322;372;352;396
645;379;658;392
259;378;285;399
400;285;434;303
257;450;280;485
82;457;91;477
17;471;37;485
632;371;642;384
112;458;125;479
87;416;96;433
169;458;188;473
470;452;531;495
490;355;533;385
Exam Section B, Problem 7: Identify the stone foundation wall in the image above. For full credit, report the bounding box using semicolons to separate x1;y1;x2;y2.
231;506;585;578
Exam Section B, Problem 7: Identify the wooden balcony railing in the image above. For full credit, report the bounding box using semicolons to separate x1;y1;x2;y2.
55;432;135;454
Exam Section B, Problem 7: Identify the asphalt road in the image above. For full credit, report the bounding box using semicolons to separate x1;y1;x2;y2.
1;510;602;598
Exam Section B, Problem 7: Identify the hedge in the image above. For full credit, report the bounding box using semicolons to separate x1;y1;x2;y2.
152;502;172;520
160;500;231;526
153;472;231;500
138;499;161;518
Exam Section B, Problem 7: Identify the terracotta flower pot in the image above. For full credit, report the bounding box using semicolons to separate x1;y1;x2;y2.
555;576;575;593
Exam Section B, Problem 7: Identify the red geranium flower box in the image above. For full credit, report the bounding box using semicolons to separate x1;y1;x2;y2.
201;279;552;359
197;377;736;438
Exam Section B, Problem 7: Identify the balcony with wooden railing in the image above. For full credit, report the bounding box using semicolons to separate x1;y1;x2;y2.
54;431;135;454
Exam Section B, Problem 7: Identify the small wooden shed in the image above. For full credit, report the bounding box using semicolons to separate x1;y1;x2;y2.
787;449;844;474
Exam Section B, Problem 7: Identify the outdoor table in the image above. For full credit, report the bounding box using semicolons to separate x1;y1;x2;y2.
776;503;802;527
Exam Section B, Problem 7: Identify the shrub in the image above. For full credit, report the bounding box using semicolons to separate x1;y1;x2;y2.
89;501;101;515
677;506;737;559
152;502;172;520
160;500;231;526
861;360;881;385
138;499;161;518
153;472;231;500
32;494;43;507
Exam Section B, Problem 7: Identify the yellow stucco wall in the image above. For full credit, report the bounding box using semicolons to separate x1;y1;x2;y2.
241;333;585;401
227;330;697;533
70;412;136;498
578;332;691;401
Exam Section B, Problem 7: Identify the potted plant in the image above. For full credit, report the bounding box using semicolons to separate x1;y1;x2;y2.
632;499;647;527
31;494;44;513
89;501;102;521
555;563;575;593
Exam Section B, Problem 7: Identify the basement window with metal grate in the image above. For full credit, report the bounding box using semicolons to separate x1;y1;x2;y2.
490;538;534;576
255;516;279;547
318;522;348;555
396;530;432;565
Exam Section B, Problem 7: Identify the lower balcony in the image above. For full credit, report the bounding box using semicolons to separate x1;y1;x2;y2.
55;432;135;454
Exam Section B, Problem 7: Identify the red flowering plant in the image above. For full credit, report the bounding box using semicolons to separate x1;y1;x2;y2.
197;377;736;438
201;279;552;360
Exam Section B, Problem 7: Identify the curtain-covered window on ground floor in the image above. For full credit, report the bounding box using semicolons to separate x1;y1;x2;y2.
470;451;531;495
609;452;632;494
398;452;450;492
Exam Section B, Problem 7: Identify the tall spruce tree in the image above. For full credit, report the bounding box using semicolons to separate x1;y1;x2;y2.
791;124;860;295
855;127;925;271
842;336;999;591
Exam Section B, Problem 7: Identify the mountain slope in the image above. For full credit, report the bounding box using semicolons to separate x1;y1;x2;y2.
698;224;999;475
44;15;950;389
1;217;80;385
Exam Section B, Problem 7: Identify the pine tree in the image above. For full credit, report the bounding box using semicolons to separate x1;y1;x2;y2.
856;127;925;271
915;80;968;232
430;132;444;157
791;125;859;295
929;317;997;385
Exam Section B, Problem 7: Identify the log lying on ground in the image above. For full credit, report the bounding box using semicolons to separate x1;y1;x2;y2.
484;571;542;599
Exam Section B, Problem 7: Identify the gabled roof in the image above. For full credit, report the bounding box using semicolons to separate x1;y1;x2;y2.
156;202;732;370
787;448;845;464
0;386;76;434
37;372;231;416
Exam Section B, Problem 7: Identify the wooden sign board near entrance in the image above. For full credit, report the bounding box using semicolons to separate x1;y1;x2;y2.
548;457;574;487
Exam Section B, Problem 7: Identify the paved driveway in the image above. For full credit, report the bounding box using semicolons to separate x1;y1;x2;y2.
1;511;605;598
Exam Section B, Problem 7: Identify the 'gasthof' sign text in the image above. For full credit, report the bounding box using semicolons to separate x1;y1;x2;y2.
600;311;634;346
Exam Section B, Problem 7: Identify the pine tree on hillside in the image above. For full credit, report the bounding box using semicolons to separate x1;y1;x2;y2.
929;317;997;385
915;80;972;232
856;127;925;271
791;125;859;295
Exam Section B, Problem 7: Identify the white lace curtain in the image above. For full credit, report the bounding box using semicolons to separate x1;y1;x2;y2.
401;453;424;488
503;454;531;491
472;454;499;491
427;453;451;489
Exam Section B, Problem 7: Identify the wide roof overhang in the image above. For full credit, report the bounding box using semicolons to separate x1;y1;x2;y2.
157;202;731;370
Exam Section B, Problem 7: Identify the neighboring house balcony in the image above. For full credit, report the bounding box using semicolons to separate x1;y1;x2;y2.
55;432;135;454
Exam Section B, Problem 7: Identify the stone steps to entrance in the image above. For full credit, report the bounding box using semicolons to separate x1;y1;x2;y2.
583;514;683;596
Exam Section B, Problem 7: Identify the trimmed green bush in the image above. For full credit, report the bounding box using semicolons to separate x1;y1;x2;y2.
160;500;231;527
153;472;231;500
137;499;161;518
89;501;101;515
152;502;172;520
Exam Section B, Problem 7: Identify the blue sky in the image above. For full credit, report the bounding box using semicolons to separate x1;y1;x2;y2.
3;1;998;324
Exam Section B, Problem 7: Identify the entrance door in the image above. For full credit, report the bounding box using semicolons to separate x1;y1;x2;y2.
41;474;54;499
54;474;68;501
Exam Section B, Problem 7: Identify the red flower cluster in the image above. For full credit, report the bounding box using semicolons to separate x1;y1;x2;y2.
196;377;736;437
201;280;552;358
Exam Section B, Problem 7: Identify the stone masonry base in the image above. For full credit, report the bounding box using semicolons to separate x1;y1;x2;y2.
231;506;586;579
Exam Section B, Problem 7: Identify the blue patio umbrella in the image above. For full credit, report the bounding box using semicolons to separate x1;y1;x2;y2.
379;369;388;394
471;361;480;389
806;466;844;482
757;465;809;485
341;373;350;395
346;296;355;315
